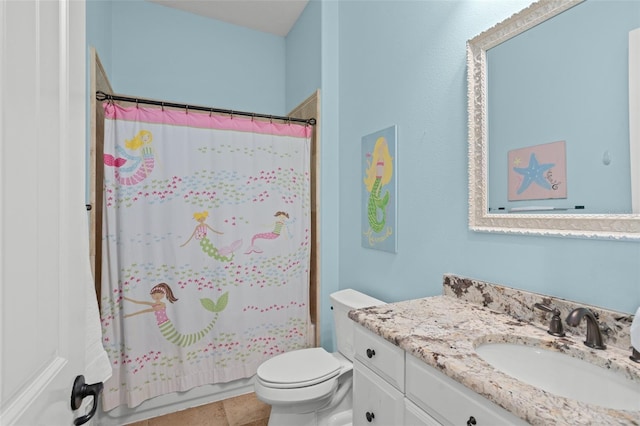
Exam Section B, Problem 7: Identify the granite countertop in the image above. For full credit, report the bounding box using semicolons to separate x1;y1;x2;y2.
349;294;640;425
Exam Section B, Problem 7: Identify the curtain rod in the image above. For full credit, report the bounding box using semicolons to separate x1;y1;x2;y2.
95;91;316;126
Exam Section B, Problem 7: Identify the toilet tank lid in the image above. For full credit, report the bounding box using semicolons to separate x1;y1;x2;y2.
329;289;385;310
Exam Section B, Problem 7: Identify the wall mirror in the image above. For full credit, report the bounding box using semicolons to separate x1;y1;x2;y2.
467;0;640;240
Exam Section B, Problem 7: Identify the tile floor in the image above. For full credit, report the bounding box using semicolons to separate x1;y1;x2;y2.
126;392;271;426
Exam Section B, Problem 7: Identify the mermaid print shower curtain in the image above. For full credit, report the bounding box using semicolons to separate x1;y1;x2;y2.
100;103;311;410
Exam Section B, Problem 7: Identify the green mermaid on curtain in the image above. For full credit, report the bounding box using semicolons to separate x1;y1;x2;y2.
180;211;242;262
124;283;228;348
363;136;393;233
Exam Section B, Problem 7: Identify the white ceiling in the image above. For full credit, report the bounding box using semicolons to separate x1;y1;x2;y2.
147;0;309;37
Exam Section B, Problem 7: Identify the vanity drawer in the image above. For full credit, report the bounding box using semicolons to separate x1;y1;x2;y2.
404;399;441;426
405;354;527;426
354;324;405;391
353;360;405;426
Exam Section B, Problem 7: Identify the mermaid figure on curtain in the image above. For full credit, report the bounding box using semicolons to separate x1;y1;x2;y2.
244;211;290;254
181;211;242;262
124;283;229;348
104;130;155;186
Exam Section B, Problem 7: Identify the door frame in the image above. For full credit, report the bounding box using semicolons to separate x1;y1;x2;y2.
288;90;321;347
89;47;112;306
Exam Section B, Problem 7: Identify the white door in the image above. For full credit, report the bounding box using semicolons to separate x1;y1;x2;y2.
0;1;94;425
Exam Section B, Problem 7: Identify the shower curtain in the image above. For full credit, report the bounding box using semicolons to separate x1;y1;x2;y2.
99;103;312;410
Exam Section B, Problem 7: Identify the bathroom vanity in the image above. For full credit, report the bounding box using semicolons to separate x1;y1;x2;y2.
352;323;527;425
349;275;640;425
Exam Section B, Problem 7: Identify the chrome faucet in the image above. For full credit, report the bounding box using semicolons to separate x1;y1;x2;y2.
565;308;606;350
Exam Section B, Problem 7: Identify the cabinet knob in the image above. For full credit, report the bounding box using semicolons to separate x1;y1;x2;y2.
366;348;376;358
467;416;477;425
366;411;375;422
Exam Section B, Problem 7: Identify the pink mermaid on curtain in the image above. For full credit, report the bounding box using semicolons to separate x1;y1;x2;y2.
104;129;155;185
244;211;289;254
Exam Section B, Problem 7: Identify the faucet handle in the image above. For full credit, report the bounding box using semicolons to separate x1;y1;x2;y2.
534;303;566;337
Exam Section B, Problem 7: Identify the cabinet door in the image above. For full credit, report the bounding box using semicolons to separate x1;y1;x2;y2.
353;361;404;426
404;399;442;426
405;354;528;426
354;324;405;391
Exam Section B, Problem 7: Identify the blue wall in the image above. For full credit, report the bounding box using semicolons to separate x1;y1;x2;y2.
337;0;640;322
318;0;342;350
88;0;287;114
285;0;322;111
86;0;112;74
87;0;640;355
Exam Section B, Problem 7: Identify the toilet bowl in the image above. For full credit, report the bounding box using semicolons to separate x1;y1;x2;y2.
254;289;385;426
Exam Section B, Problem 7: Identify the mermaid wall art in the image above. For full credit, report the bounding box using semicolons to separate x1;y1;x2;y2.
361;126;397;253
124;282;228;348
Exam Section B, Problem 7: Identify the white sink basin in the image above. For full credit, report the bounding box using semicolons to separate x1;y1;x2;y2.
475;342;640;411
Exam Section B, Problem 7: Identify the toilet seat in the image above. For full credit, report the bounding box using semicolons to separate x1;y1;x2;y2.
256;347;341;389
254;349;353;413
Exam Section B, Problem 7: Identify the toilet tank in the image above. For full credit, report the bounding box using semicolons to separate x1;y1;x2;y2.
330;289;385;361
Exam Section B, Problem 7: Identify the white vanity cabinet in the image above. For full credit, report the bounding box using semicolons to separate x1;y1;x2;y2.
353;324;405;425
353;362;405;425
352;324;528;426
404;399;441;426
405;354;528;426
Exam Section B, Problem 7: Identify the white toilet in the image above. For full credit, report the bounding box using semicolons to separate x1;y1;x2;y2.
254;289;385;426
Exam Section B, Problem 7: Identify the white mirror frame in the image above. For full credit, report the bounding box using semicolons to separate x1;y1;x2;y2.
467;0;640;240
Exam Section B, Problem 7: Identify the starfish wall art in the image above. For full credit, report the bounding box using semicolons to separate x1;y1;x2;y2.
508;140;567;201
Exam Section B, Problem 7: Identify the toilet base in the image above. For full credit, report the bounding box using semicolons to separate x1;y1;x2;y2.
321;408;353;426
267;409;352;426
267;409;316;426
266;386;353;426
